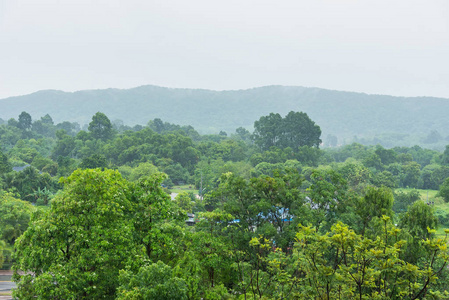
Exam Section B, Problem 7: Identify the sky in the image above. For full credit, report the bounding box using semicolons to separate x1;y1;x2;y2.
0;0;448;99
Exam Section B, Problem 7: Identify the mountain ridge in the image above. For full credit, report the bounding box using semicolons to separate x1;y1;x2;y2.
1;85;449;148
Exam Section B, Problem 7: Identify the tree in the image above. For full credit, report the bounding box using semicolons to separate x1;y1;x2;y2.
0;192;35;246
393;189;420;213
13;169;136;299
438;177;449;203
175;191;194;213
51;130;76;160
130;172;177;261
253;112;283;150
40;114;54;125
17;111;32;131
281;111;321;149
308;169;348;232
119;162;160;182
442;145;449;166
0;149;12;175
79;153;108;169
293;220;449;299
117;261;188;300
400;161;421;188
234;126;252;143
4;166;57;202
400;200;439;264
56;121;80;136
354;186;394;236
0;240;5;269
88;112;113;140
253;111;321;151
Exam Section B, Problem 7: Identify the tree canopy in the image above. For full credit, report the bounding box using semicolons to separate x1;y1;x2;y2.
253;111;321;151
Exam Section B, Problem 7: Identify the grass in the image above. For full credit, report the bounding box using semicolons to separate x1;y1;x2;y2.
169;184;199;194
395;188;443;204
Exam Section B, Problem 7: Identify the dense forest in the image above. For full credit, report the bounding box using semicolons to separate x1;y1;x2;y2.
1;85;449;149
2;110;449;299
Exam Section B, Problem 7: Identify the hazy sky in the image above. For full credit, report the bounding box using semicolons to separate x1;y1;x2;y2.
0;0;448;99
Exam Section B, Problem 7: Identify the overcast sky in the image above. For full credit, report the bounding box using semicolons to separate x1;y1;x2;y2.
0;0;448;99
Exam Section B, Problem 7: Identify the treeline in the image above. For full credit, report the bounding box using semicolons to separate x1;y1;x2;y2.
2;111;449;193
2;111;449;298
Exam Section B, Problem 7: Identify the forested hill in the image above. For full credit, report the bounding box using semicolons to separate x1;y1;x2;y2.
1;85;449;147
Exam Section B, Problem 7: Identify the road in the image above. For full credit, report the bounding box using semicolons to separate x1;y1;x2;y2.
0;271;15;300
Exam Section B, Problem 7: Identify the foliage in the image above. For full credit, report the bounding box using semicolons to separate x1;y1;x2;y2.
293;220;449;299
0;192;35;246
354;186;394;236
253;111;321;151
2;166;58;202
88;112;113;140
3;110;449;297
175;191;194;213
116;261;188;300
130;172;179;262
399;200;439;264
439;177;449;203
79;153;108;169
17;111;32;131
13;169;136;299
393;189;421;213
0;149;12;175
0;240;4;269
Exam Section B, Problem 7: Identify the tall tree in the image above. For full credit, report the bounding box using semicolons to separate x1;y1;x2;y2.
13;169;136;299
88;112;113;140
17;111;32;131
253;111;321;151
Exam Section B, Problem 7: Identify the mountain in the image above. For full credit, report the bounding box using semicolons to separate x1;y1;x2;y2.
1;85;449;148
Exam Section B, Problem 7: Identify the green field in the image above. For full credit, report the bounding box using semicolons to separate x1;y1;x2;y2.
397;188;449;236
169;184;199;195
395;188;442;204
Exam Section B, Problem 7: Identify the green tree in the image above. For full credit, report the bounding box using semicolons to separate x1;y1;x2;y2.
0;240;5;269
308;169;348;231
351;185;394;236
393;189;420;213
88;112;113;140
400;200;439;264
253;111;321;151
293;220;449;299
51;129;76;160
130;172;176;261
439;177;449;203
175;191;194;213
0;192;35;246
0;149;12;175
400;161;421;188
17;111;32;131
281;111;321;149
4;166;57;202
119;162;160;182
13;169;136;299
441;145;449;166
117;261;188;300
253;112;285;150
79;153;108;169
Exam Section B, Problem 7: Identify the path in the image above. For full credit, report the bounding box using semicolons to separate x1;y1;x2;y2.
0;270;15;300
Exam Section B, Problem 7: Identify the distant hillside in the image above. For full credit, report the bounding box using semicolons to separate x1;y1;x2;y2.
1;85;449;148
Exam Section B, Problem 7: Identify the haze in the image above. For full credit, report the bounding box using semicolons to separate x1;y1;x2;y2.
0;0;448;99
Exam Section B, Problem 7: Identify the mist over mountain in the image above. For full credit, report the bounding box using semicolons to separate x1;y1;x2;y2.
1;85;448;148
